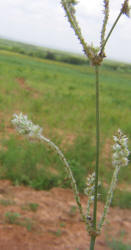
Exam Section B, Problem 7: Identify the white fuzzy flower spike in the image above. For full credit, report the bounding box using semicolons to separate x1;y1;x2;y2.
11;112;85;222
85;172;95;197
11;113;43;138
98;129;130;232
84;172;95;224
112;129;130;168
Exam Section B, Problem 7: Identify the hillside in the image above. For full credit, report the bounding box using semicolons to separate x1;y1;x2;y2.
0;47;131;194
0;180;131;250
0;40;131;249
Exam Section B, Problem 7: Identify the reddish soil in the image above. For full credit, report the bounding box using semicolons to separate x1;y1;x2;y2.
55;129;76;147
16;78;39;98
0;180;130;250
16;78;32;92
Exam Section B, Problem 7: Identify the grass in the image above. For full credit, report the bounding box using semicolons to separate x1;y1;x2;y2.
28;203;39;212
54;229;62;237
5;212;21;224
99;185;131;209
0;38;89;65
4;211;34;231
68;205;77;217
107;238;131;250
22;203;39;212
0;199;15;206
0;45;131;208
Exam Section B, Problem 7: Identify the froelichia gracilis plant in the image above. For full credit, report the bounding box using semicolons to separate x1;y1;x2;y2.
11;1;130;249
11;113;130;249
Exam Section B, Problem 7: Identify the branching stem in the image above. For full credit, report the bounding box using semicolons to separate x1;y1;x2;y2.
100;11;122;55
98;166;120;231
100;0;109;50
40;135;86;222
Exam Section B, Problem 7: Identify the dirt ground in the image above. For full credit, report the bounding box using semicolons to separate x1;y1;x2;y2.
0;180;130;250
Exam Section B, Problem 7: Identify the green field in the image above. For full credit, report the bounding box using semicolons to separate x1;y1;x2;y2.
0;41;131;208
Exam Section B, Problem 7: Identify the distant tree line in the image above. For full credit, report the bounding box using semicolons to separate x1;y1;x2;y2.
0;40;89;66
0;39;131;71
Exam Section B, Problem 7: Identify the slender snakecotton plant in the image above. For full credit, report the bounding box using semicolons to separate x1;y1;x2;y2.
11;1;130;249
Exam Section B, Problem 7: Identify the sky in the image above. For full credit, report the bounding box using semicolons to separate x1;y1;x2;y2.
0;0;131;63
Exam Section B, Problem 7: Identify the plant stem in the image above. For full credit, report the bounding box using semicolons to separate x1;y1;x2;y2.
98;166;120;231
40;135;86;222
90;236;96;250
100;11;122;54
93;65;100;227
89;65;100;250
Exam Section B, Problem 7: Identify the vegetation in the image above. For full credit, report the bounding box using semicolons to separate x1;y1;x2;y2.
0;199;15;206
4;211;33;231
107;238;131;250
0;38;131;71
59;1;130;248
0;0;130;248
0;38;89;65
0;45;130;209
5;212;21;224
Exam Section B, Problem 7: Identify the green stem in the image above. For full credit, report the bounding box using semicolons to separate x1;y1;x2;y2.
93;65;100;227
98;166;120;231
100;0;109;49
100;11;122;54
40;135;86;222
90;236;96;250
89;65;100;250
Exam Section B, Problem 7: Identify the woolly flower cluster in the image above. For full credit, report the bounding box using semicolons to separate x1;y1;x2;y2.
61;0;78;15
112;129;130;168
62;0;78;5
11;113;43;138
84;172;95;201
121;0;130;17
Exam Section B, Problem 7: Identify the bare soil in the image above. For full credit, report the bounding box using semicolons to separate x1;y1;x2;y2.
0;180;130;250
16;78;39;98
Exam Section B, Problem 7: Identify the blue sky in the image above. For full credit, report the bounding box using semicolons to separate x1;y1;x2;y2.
0;0;131;62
